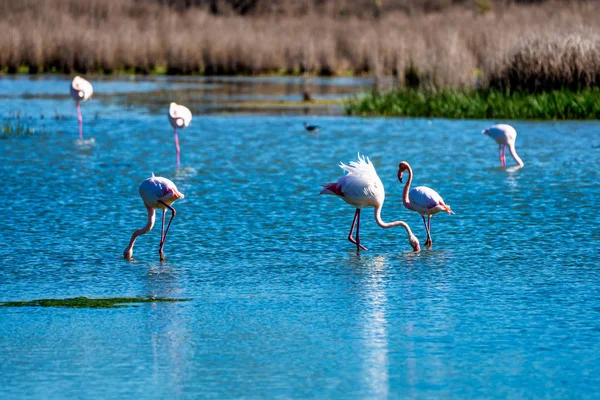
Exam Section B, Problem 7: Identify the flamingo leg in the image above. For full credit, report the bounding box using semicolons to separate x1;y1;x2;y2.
347;208;368;252
158;200;177;260
356;208;362;254
501;145;507;167
427;215;433;247
422;215;432;247
77;102;83;141
159;208;166;246
174;127;181;169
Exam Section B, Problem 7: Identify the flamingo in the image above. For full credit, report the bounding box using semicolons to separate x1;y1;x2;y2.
482;124;524;168
398;161;453;248
304;122;319;132
69;76;93;141
124;174;185;261
320;154;421;253
168;102;192;169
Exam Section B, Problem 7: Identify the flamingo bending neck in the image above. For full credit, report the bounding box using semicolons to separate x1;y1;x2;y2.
508;143;524;167
124;205;156;259
374;204;417;244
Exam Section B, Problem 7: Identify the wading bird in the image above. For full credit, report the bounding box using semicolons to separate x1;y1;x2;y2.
482;124;524;168
320;154;420;253
398;161;453;248
69;76;93;141
304;122;319;132
124;175;184;261
168;102;192;169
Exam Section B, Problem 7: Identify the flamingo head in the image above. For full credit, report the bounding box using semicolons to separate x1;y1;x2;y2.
482;128;490;135
409;234;421;252
397;161;409;183
123;248;133;259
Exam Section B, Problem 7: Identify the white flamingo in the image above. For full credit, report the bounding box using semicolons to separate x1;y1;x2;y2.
69;76;93;142
168;102;192;169
320;154;421;253
124;174;185;261
398;161;454;248
482;124;524;168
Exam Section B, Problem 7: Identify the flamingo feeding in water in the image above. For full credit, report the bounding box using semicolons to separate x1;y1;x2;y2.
69;76;93;141
168;102;192;169
482;124;524;168
398;161;453;248
123;174;185;261
320;154;421;253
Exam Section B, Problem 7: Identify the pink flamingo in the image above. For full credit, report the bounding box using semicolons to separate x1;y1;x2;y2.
398;161;453;248
482;124;524;168
168;102;192;169
320;154;421;253
124;174;185;261
69;76;93;141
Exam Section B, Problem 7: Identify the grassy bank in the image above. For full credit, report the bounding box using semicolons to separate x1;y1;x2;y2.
345;89;600;119
1;0;599;91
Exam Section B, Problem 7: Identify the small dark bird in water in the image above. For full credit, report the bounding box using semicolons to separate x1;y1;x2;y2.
302;89;313;102
304;122;319;132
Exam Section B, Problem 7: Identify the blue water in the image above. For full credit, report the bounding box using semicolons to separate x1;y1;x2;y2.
0;76;599;399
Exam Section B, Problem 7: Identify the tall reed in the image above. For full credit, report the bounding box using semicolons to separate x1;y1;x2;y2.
0;0;599;91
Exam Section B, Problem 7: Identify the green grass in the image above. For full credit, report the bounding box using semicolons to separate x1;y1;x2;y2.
345;89;600;119
0;296;190;309
1;115;42;137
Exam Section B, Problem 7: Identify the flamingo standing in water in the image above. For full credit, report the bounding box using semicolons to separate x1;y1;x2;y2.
482;124;524;168
69;76;93;141
398;161;453;248
320;154;421;253
168;102;192;169
124;174;185;261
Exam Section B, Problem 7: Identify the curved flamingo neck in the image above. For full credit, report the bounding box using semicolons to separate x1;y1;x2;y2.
124;205;156;258
508;144;524;167
402;164;413;209
374;204;415;238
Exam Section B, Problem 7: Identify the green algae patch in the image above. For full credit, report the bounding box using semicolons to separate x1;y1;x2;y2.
0;297;190;309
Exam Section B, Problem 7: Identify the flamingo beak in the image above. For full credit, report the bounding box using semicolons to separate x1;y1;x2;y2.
398;171;403;183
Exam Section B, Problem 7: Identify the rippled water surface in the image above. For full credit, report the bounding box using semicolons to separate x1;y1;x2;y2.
1;76;599;399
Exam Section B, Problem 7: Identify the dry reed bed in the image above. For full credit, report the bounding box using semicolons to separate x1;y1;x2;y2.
1;0;600;89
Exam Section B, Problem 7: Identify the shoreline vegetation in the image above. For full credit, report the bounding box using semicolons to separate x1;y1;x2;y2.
2;0;599;119
1;1;598;82
345;89;600;119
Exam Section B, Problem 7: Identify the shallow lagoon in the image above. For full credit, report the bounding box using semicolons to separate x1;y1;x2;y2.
0;76;599;399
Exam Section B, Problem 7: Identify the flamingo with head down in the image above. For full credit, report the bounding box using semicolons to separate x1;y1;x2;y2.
320;154;420;253
124;174;184;261
398;161;453;248
482;124;524;168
